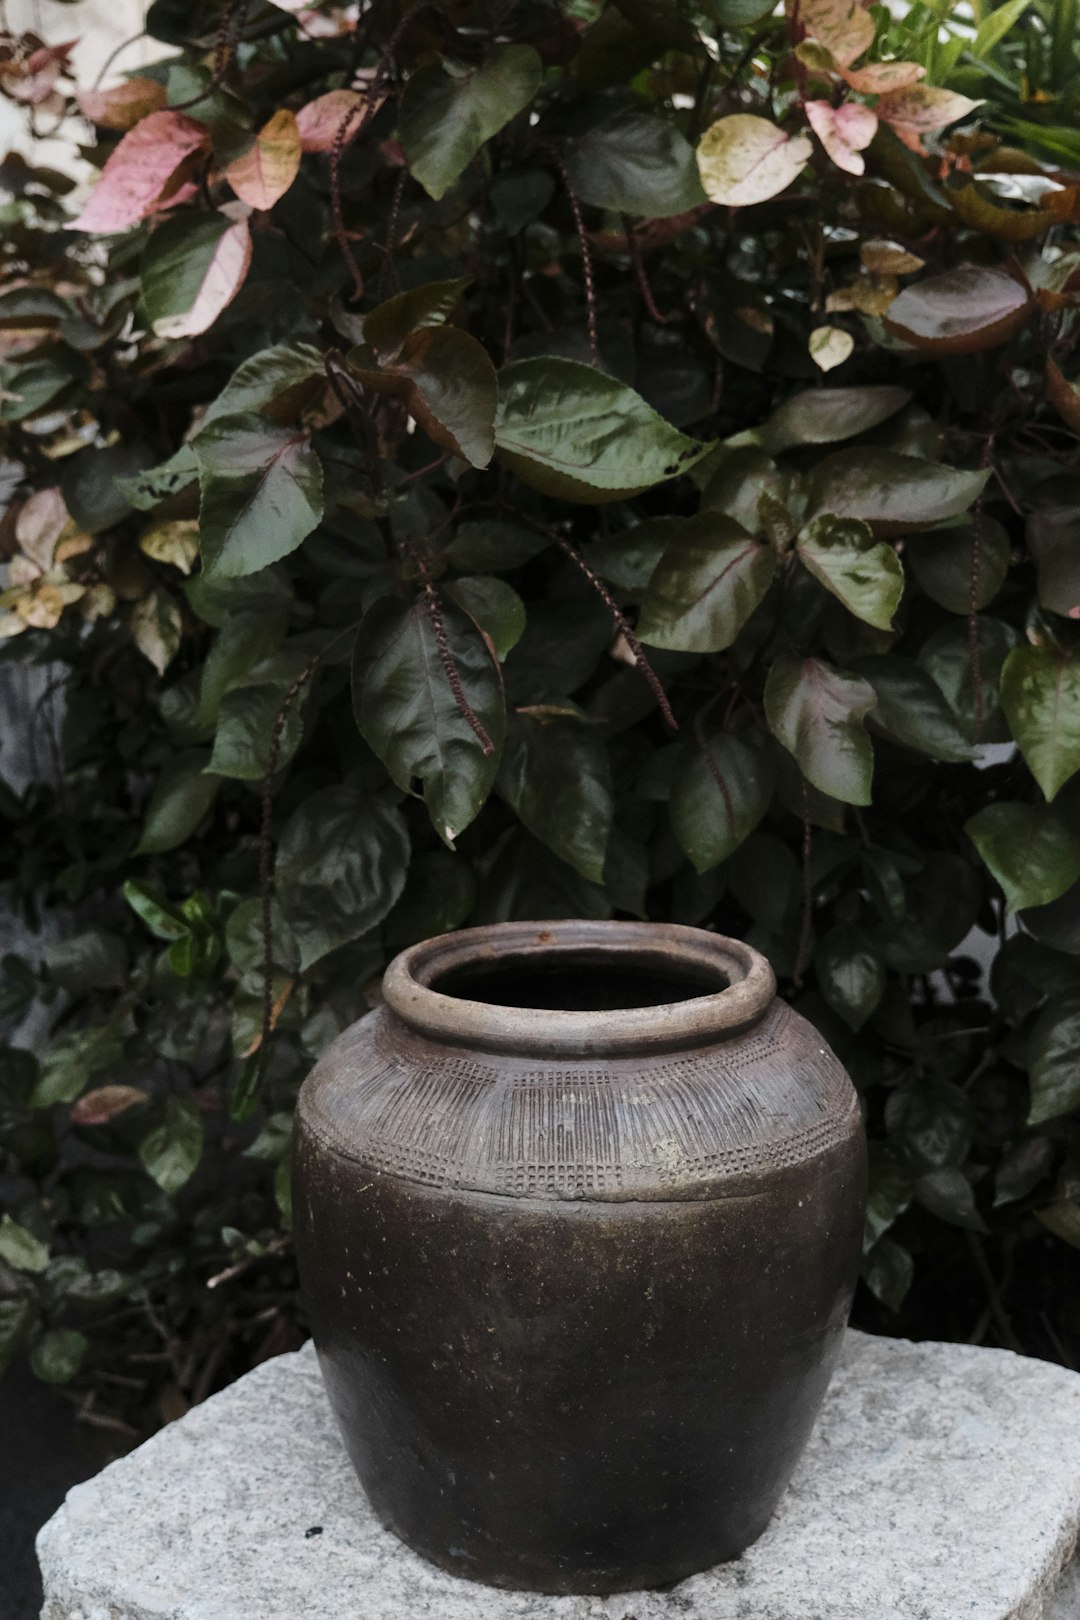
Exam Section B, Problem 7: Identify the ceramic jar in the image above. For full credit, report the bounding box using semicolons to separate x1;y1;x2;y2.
294;920;866;1594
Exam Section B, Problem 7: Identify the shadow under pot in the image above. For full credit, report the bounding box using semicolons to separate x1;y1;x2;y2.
294;920;867;1595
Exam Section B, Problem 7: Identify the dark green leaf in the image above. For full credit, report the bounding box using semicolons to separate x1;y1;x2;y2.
764;655;876;805
857;656;975;762
796;516;903;629
0;356;73;422
1001;645;1080;803
494;358;714;503
46;930;127;994
61;445;155;534
444;576;525;660
1026;992;1080;1123
497;712;613;883
118;444;198;511
122;880;188;940
275;786;409;970
918;617;1019;743
198;341;324;430
137;750;221;853
30;1027;124;1109
352;327;496;467
0;1299;36;1381
399;45;543;200
815;924;885;1030
353;594;504;843
806;449;989;536
755;385;911;454
30;1328;87;1385
862;1236;914;1311
914;1167;987;1231
137;1095;203;1196
194;412;323;578
140;211;251;339
669;731;772;873
386;851;477;948
636;513;775;651
864;1145;914;1248
563;110;707;218
1026;489;1080;619
905;518;1009;613
441;520;548;573
994;1136;1055;1204
885;1077;974;1170
966;801;1080;914
361;278;471;364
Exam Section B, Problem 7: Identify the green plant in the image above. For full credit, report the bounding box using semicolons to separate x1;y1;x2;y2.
2;0;1080;1433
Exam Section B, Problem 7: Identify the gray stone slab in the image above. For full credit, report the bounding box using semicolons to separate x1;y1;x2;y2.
38;1330;1080;1620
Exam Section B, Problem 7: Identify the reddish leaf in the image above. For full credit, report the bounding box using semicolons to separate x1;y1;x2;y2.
72;110;210;233
793;0;875;67
884;265;1032;354
1046;357;1080;435
224;109;302;210
876;85;981;152
806;100;878;176
295;89;369;153
77;78;168;132
71;1085;149;1126
841;60;925;92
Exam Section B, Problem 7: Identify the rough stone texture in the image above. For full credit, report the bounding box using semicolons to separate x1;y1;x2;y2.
38;1331;1080;1620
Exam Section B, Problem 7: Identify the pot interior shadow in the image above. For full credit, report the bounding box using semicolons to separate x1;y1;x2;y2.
431;951;729;1013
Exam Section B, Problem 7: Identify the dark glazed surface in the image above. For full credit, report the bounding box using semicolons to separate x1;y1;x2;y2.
295;921;867;1594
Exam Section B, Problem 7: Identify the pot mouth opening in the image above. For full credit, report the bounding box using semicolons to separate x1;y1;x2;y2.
381;922;775;1058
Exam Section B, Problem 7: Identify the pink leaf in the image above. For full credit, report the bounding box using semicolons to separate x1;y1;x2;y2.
793;0;875;68
295;88;368;153
77;77;168;132
224;109;302;210
153;220;253;339
876;85;982;141
72;110;210;233
805;100;878;176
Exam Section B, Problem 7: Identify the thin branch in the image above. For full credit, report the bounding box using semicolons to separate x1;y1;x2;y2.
420;576;496;754
553;534;678;732
624;214;668;324
548;147;599;366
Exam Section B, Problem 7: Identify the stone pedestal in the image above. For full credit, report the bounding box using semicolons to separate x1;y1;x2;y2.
38;1330;1080;1620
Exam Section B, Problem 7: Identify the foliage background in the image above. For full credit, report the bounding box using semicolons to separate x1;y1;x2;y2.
2;0;1080;1438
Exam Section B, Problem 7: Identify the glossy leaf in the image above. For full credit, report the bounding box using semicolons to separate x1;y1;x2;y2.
198;341;324;430
914;1167;987;1232
494;358;713;503
564;110;707;218
72;110;210;232
876;86;981;140
1026;489;1080;620
444;575;526;660
362;278;471;365
138;1094;203;1196
0;1214;50;1273
884;265;1032;354
194;413;323;577
808;325;854;371
696;115;812;207
862;1236;914;1312
224;109;301;209
1000;645;1080;802
796;516;903;629
352;594;505;844
806;449;989;536
796;0;875;64
756;385;910;454
399;45;542;201
857;656;975;762
918;618;1018;743
275;786;409;969
497;712;613;883
77;78;167;131
1026;993;1080;1123
637;513;776;651
764;654;877;805
353;326;496;468
141;212;252;339
670;730;772;873
966;802;1080;913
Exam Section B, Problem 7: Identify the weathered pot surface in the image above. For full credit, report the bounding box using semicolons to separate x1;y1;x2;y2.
294;920;867;1594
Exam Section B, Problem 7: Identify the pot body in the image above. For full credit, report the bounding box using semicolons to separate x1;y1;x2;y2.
294;922;866;1594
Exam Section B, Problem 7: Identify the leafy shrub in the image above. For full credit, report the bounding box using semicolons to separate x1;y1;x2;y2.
2;0;1080;1431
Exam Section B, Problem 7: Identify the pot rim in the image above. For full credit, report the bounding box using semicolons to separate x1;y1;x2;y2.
381;920;776;1057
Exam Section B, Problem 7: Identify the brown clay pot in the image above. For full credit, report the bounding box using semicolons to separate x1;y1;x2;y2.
294;920;866;1595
